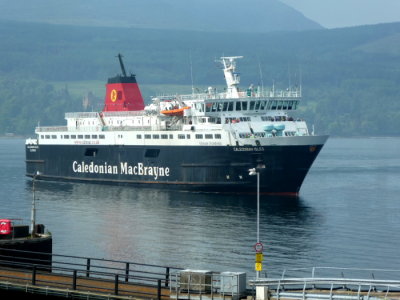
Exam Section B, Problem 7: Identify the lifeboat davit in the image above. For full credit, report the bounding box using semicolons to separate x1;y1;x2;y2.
161;106;190;116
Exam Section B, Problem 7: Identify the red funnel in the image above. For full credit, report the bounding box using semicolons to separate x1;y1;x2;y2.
103;54;145;112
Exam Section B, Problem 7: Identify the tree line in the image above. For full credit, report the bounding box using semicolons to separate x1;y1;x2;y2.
0;20;399;136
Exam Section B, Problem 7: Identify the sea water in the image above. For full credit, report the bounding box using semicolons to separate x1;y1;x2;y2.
0;137;399;278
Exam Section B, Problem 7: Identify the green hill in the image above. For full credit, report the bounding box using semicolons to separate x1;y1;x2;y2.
0;20;399;136
0;0;322;33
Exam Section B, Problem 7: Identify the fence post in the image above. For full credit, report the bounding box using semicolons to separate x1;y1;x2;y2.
115;274;119;295
32;265;37;285
86;258;91;278
73;270;77;290
165;267;170;287
125;263;130;282
158;279;162;300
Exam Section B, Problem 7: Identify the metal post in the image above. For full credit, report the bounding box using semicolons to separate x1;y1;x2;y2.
73;270;77;290
249;165;264;281
115;274;119;295
125;263;130;282
157;279;162;300
165;267;170;287
31;175;37;237
256;170;260;280
86;258;91;277
32;265;37;285
257;171;260;244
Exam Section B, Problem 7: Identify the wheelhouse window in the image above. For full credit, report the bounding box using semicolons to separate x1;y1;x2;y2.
235;101;241;111
236;101;248;111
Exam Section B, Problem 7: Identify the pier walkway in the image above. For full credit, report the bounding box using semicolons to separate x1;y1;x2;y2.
1;249;400;300
0;248;179;299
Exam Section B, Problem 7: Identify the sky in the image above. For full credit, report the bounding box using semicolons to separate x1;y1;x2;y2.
280;0;400;28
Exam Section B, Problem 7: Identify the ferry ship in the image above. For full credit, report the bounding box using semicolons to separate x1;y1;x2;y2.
26;55;328;196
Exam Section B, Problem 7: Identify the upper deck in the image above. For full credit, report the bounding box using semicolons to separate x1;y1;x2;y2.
166;86;301;102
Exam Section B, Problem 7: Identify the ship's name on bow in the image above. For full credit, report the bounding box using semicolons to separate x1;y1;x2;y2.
233;147;265;151
72;161;170;180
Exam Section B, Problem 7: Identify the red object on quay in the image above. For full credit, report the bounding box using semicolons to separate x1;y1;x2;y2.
0;219;12;235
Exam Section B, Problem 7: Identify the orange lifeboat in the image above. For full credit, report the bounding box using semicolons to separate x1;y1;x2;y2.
161;106;190;116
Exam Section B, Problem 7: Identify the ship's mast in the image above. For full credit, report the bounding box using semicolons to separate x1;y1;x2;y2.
117;53;127;77
220;56;243;98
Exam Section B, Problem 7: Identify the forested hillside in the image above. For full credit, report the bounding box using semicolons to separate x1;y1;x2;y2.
0;20;399;136
0;0;322;33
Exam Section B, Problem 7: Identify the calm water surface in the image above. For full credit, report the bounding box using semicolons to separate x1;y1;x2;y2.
0;137;399;278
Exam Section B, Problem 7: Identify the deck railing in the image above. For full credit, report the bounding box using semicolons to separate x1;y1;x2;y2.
249;267;400;300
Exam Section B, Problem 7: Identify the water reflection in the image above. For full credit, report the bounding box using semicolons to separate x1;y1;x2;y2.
27;180;319;275
6;137;400;277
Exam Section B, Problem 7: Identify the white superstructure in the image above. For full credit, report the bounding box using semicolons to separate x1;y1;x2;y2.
30;56;322;148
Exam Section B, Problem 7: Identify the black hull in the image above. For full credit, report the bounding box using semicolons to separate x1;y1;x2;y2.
26;144;324;195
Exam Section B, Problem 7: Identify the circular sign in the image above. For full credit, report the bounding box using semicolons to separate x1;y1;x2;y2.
254;242;263;253
110;89;117;102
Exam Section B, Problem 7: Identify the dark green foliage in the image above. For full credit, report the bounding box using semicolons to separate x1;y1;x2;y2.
0;20;399;136
0;76;82;134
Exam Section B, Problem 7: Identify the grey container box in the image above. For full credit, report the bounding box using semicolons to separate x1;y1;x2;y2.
179;269;212;293
220;272;247;296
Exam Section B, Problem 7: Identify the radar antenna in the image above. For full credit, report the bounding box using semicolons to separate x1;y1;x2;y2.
117;53;127;77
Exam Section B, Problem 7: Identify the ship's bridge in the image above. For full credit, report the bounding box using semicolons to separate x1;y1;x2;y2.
154;87;301;118
178;88;301;118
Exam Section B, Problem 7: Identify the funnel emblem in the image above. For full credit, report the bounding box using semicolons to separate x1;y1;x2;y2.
111;89;117;102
